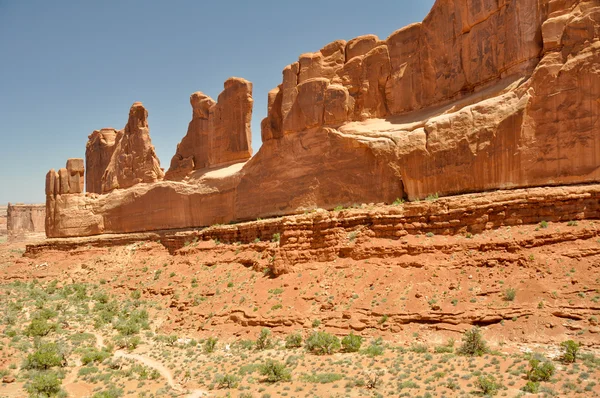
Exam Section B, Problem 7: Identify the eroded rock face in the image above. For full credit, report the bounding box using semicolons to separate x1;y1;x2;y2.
101;103;164;193
86;128;118;194
45;0;600;238
166;78;253;181
262;0;546;139
7;203;45;242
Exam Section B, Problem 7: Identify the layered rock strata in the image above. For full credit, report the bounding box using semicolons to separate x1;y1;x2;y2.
45;0;600;238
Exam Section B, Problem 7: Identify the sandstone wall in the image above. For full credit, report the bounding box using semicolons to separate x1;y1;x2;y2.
166;78;253;181
7;203;46;242
86;128;118;194
101;103;164;193
45;0;600;238
0;205;7;239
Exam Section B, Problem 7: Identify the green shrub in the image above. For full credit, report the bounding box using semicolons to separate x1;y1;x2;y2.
522;381;540;394
259;359;291;382
112;334;141;351
255;328;273;350
271;233;281;243
539;220;548;229
24;318;56;337
215;373;239;389
457;327;488;357
503;288;516;301
81;347;111;365
204;337;218;354
341;333;363;353
475;374;501;396
362;338;384;357
92;386;123;398
285;332;302;349
24;342;65;370
527;359;555;382
300;373;343;383
113;319;140;336
434;339;455;354
305;331;340;355
561;340;580;363
25;370;64;397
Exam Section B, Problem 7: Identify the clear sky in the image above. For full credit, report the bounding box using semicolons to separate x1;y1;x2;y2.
0;0;435;204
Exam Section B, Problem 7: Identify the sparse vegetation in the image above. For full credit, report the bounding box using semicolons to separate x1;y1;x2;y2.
305;331;340;355
457;327;488;357
561;340;580;363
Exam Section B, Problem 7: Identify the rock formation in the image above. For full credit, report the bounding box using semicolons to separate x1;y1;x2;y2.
166;77;253;181
0;205;6;238
45;0;600;238
7;203;45;242
86;128;118;194
101;102;164;193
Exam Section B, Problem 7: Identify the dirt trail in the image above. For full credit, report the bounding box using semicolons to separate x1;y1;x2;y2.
92;332;207;397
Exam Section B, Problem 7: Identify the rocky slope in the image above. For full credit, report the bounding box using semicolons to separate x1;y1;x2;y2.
45;0;599;238
15;185;600;347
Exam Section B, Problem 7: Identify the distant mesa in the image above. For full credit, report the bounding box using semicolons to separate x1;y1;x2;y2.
44;0;600;238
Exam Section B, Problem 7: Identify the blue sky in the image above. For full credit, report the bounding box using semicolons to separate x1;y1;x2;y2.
0;0;434;204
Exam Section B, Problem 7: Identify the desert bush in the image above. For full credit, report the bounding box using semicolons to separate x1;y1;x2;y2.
285;332;302;349
305;331;340;355
522;381;540;394
24;342;65;370
434;338;455;354
215;373;239;389
92;386;123;398
362;338;384;357
561;340;580;363
255;328;273;350
457;327;488;357
503;288;516;301
25;370;64;397
475;374;501;396
24;318;56;337
259;359;291;382
204;337;218;354
527;359;555;382
81;347;111;365
299;373;343;383
341;333;362;353
112;334;141;351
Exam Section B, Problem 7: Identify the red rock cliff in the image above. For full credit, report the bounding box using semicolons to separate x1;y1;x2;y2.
45;0;600;238
166;77;253;181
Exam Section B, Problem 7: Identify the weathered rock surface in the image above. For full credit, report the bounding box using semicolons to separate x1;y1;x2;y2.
7;203;45;242
0;205;7;238
166;77;253;181
86;128;118;194
45;0;600;238
101;102;164;193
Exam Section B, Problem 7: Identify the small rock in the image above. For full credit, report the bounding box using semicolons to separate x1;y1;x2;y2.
415;293;423;298
2;375;15;384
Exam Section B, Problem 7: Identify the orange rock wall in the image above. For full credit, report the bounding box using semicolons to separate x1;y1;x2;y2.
7;203;46;242
45;0;600;238
166;78;253;180
86;129;118;194
0;206;6;237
